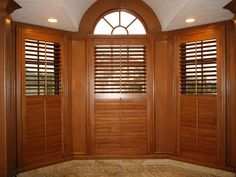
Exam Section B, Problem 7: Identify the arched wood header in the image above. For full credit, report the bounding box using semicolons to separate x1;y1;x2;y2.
79;0;162;35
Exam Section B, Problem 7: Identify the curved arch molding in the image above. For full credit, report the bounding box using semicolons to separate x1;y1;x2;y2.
79;0;161;35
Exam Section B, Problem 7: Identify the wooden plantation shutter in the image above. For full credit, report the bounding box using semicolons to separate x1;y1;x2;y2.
179;39;217;94
21;31;64;168
177;29;224;164
95;45;147;94
90;37;152;155
25;39;61;96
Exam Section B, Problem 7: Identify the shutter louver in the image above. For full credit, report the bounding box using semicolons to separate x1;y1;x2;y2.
95;45;147;94
179;39;217;94
25;39;61;96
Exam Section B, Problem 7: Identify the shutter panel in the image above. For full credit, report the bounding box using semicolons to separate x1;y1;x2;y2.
25;39;61;96
91;38;151;156
95;45;147;94
177;30;223;164
179;39;217;94
22;32;64;168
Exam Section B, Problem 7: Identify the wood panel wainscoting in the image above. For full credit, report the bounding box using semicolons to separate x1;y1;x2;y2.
88;36;154;156
5;9;234;177
71;37;88;155
0;1;20;176
226;20;236;169
153;34;176;155
224;0;236;169
175;26;225;165
0;0;235;176
16;27;70;170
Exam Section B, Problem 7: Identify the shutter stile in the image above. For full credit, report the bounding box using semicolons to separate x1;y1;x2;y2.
179;39;217;94
95;45;147;94
25;39;61;96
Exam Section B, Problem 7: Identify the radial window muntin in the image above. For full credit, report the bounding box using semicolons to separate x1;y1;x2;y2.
94;10;146;35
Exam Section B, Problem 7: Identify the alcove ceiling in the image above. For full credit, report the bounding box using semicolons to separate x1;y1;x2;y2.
12;0;234;32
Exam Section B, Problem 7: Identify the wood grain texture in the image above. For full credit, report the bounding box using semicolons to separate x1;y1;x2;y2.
94;97;148;155
175;26;225;165
7;21;17;173
0;0;21;17
0;14;18;176
89;36;153;156
226;21;236;168
12;9;236;173
79;0;161;35
0;16;7;177
16;27;68;170
22;96;64;167
63;35;73;157
224;0;236;16
71;38;88;154
154;34;176;155
179;96;219;163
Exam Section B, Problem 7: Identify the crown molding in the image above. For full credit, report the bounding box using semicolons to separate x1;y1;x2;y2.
224;0;236;19
0;0;21;17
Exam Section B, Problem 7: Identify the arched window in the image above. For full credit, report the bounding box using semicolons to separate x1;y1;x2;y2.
94;10;146;35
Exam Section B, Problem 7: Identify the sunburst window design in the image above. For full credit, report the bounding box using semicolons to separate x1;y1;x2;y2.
94;10;146;35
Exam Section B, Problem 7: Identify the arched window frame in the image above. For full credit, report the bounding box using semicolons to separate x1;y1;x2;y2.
93;9;147;35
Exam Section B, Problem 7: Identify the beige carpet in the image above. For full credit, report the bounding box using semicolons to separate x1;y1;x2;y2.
17;160;235;177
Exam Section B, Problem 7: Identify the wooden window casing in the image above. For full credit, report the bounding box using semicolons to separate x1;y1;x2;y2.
20;30;65;168
176;28;224;164
90;37;152;155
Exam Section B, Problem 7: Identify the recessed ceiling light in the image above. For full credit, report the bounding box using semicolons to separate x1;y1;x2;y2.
48;18;58;23
5;18;11;25
185;18;195;23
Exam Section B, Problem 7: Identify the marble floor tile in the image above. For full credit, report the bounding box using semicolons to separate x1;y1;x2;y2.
17;159;236;177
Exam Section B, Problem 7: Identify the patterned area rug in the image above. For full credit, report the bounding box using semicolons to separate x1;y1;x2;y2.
17;160;235;177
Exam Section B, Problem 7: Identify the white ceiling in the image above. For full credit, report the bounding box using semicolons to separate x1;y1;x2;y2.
12;0;234;32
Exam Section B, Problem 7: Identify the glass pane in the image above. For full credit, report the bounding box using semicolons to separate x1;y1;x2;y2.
104;11;119;27
112;26;128;35
94;18;113;35
120;11;136;27
94;11;146;35
127;19;146;34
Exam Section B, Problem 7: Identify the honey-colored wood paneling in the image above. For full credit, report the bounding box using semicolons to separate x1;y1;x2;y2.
12;7;236;172
63;35;73;157
0;8;19;176
71;38;88;154
0;16;7;177
22;96;64;167
154;35;176;155
226;21;236;168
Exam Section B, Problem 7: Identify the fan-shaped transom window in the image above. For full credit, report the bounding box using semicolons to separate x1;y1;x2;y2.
94;10;146;35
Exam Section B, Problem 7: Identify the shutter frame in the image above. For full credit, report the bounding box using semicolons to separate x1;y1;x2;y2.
179;39;217;95
94;45;147;94
25;39;62;96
